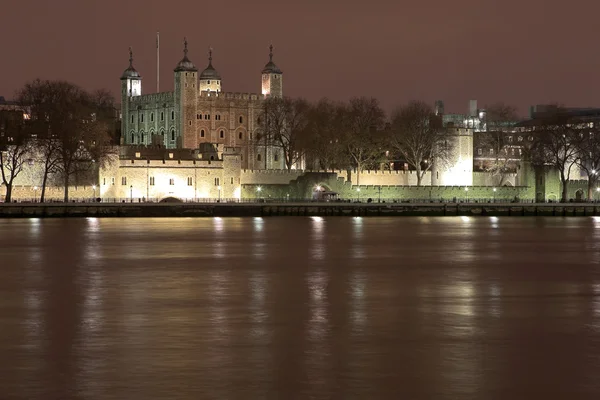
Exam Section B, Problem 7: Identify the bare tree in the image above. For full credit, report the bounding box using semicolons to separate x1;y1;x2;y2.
388;101;449;186
0;110;32;202
258;97;311;170
17;80;117;202
575;123;600;201
342;97;386;185
527;109;581;203
304;98;348;170
478;103;519;185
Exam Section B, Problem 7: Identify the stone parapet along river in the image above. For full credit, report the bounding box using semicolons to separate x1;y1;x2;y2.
1;202;600;218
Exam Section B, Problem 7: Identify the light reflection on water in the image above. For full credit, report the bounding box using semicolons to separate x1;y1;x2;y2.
0;217;600;398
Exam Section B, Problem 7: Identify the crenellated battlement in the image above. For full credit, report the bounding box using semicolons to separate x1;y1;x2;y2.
199;91;263;101
129;92;174;104
119;158;222;168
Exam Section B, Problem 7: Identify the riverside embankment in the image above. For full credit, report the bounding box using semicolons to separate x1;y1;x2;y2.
1;202;600;218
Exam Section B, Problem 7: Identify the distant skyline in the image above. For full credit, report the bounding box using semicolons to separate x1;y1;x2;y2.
1;0;599;116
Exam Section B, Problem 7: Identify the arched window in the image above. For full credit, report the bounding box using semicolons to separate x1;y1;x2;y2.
141;114;144;123
171;129;175;141
274;153;279;162
140;131;145;143
257;154;262;161
161;112;164;121
151;113;154;122
220;130;224;138
239;116;243;124
131;115;134;123
131;133;135;143
200;129;205;138
171;111;174;120
238;132;243;140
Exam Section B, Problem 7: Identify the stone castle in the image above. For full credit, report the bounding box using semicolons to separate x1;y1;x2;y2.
120;40;283;170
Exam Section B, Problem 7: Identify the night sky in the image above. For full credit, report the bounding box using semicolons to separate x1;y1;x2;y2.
2;0;599;116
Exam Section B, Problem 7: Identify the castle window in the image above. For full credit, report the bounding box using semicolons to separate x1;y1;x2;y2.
131;133;134;143
171;130;175;141
131;115;134;123
171;111;174;120
210;156;214;161
231;177;233;184
508;136;513;142
257;154;262;161
141;132;144;143
103;178;106;185
207;80;211;84
140;114;144;122
111;177;115;185
169;178;175;186
274;153;279;162
257;117;262;125
161;112;164;121
189;121;192;126
477;149;482;155
220;130;224;138
197;114;200;119
151;113;154;122
122;177;127;186
200;129;205;138
239;132;243;140
150;177;155;186
489;149;494;155
214;178;220;186
187;177;193;186
241;154;243;161
239;116;243;124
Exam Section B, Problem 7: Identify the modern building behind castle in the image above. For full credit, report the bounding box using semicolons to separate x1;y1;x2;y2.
120;39;285;170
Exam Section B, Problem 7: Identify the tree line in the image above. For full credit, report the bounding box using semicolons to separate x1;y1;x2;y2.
257;96;454;186
0;79;116;202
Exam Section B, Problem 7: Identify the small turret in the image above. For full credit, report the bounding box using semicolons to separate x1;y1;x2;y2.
199;47;222;92
174;38;198;72
261;44;283;97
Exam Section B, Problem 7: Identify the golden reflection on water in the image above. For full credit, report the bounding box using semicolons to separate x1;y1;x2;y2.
1;217;600;398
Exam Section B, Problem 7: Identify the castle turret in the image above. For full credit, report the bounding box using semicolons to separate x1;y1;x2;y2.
173;38;198;149
261;44;283;98
199;48;222;93
120;47;142;144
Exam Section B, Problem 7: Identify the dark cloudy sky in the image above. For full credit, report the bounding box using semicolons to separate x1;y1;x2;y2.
1;0;598;116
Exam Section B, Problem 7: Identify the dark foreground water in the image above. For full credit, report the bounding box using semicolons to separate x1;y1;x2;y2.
1;217;600;399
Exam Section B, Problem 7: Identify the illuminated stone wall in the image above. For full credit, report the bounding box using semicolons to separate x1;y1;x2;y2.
123;92;176;147
431;128;473;186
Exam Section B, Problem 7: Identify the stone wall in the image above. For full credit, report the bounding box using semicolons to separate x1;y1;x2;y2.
241;183;530;203
1;185;95;202
472;172;517;187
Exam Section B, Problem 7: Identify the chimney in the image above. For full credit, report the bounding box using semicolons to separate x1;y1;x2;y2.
469;100;478;117
434;100;445;116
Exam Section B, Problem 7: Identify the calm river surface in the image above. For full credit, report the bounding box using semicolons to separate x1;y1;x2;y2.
1;217;600;399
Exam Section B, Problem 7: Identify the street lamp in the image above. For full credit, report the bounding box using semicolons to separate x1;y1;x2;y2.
130;185;133;203
217;185;222;202
464;187;469;203
492;187;497;203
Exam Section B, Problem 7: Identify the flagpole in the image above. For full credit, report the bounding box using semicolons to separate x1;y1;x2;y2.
156;31;160;93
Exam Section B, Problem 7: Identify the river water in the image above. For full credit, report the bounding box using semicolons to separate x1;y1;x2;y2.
1;217;600;399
